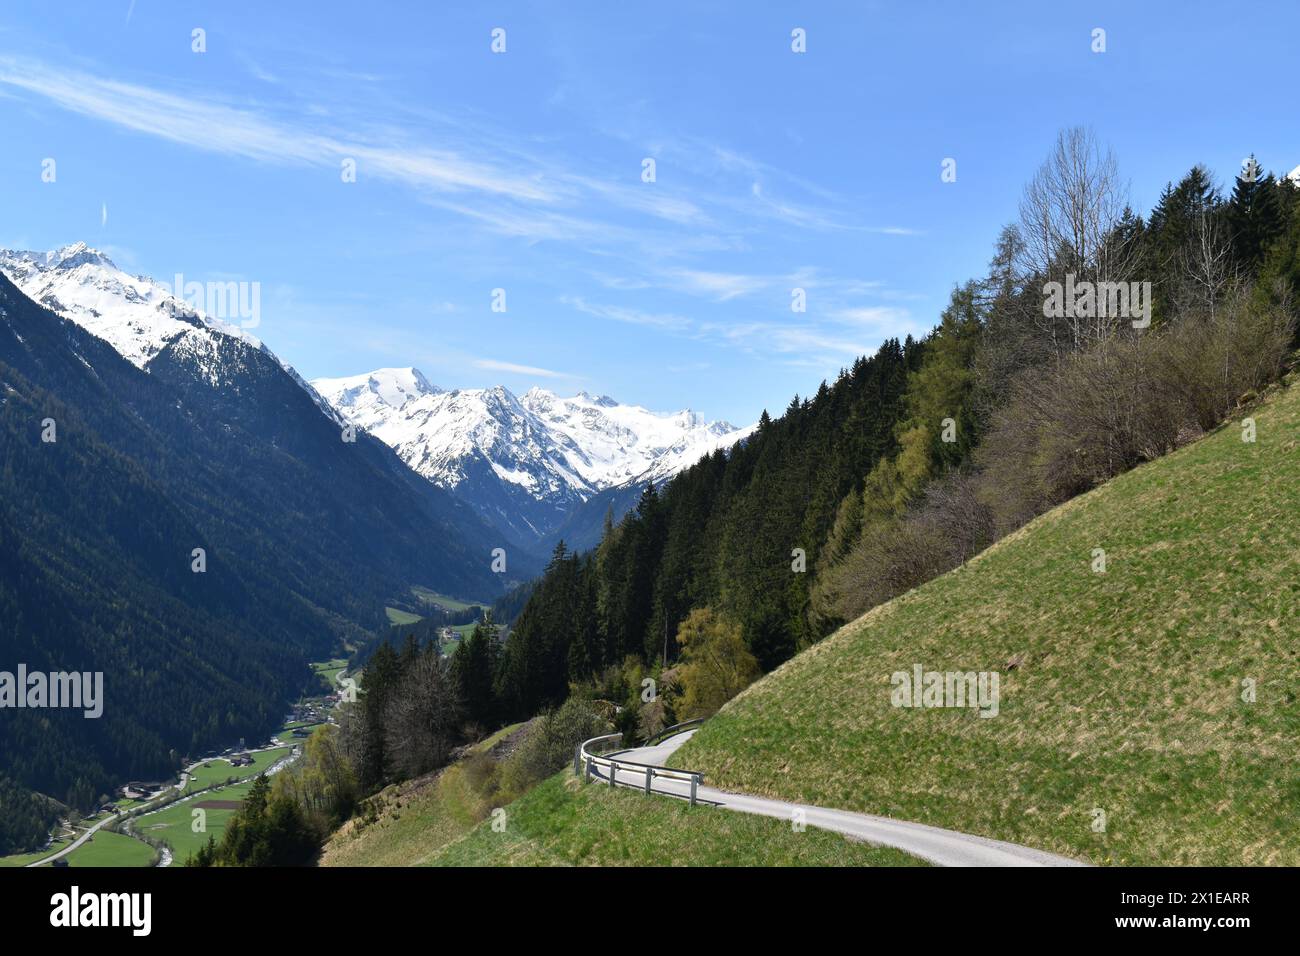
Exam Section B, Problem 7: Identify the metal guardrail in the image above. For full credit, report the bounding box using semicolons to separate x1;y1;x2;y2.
638;717;705;749
574;724;705;806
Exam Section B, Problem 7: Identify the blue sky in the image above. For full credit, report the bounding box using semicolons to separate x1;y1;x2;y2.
1;1;1297;424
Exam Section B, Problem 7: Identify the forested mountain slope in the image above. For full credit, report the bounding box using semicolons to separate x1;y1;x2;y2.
0;271;501;843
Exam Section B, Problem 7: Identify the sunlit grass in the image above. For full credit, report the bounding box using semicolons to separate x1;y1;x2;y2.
428;773;927;867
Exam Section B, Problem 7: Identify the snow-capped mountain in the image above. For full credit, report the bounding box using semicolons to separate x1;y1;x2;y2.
0;245;513;597
312;368;753;547
0;243;340;422
0;242;751;554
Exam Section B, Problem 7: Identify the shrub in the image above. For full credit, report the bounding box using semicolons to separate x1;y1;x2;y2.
674;608;761;718
498;698;610;798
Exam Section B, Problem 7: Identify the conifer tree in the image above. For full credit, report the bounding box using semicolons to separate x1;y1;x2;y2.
1228;155;1284;269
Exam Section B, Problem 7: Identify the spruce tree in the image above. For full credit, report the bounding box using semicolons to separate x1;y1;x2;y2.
1228;155;1284;269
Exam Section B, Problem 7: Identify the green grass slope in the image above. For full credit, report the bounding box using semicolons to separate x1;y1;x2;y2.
674;381;1300;866
426;774;926;867
321;761;490;867
320;725;522;866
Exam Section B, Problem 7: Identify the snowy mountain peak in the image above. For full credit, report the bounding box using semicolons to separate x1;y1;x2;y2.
0;242;342;423
313;368;755;543
312;367;441;412
50;241;116;271
0;241;264;368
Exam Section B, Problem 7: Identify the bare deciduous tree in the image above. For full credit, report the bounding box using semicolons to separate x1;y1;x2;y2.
1176;205;1237;320
1017;127;1137;349
382;651;461;780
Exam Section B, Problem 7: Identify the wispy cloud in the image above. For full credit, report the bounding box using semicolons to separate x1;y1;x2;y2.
831;305;912;327
563;296;693;331
0;54;921;248
669;269;770;301
0;55;564;203
473;358;573;379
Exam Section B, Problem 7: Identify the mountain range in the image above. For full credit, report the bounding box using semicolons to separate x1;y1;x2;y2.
0;242;752;556
311;368;752;550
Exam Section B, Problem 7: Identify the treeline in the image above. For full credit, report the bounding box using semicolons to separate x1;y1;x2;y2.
339;634;465;792
489;130;1300;721
0;776;61;856
489;332;920;719
813;138;1297;627
341;620;524;791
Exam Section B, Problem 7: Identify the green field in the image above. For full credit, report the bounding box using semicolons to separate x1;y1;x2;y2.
436;621;478;656
60;829;157;868
0;837;72;868
674;379;1300;866
410;587;485;613
184;747;292;793
134;781;254;864
427;773;928;867
384;606;422;625
312;658;347;688
278;724;323;744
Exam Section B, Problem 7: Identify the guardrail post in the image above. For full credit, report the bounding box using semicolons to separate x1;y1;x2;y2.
689;774;698;807
573;744;582;777
644;766;653;795
608;760;618;788
584;756;593;782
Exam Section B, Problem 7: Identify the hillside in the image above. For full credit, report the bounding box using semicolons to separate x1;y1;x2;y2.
320;752;495;867
323;760;925;868
671;376;1300;866
423;774;926;867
